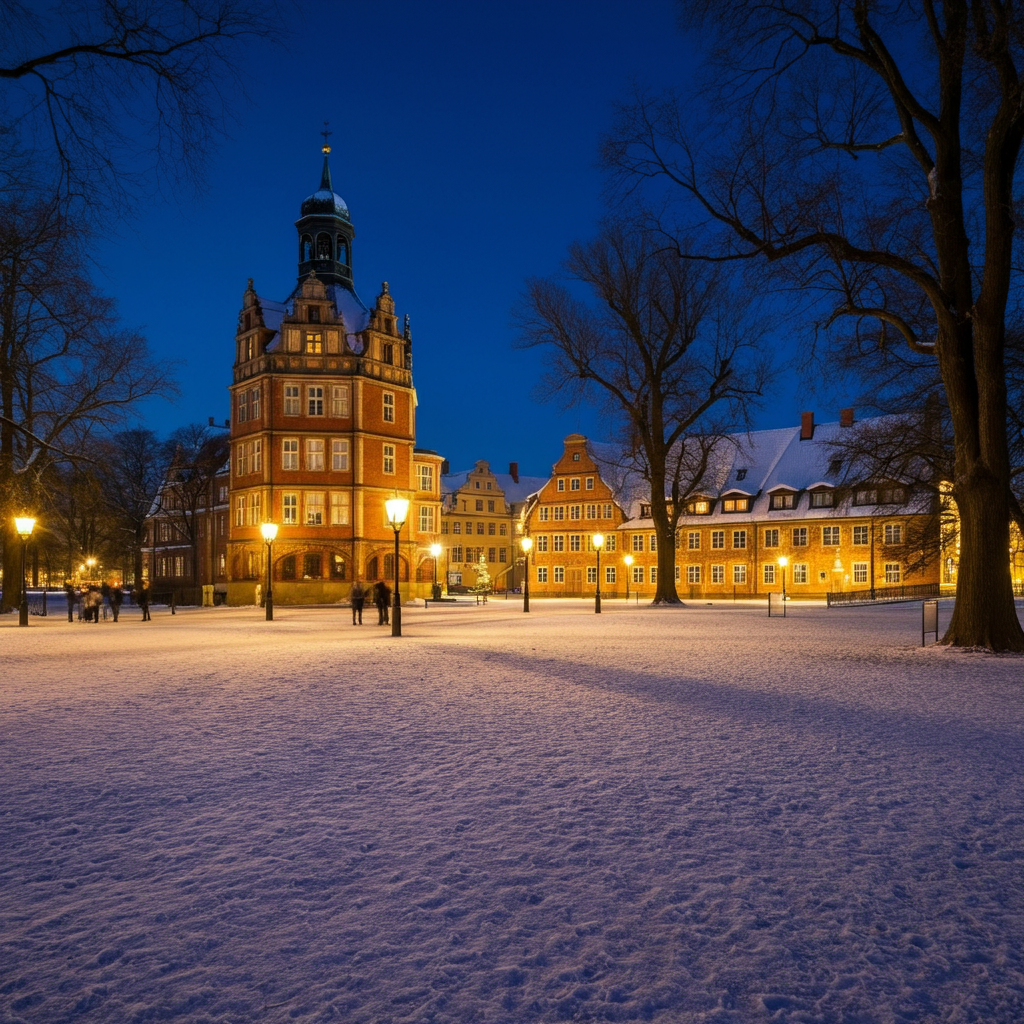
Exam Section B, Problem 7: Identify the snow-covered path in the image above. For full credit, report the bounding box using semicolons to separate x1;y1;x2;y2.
2;599;1023;1023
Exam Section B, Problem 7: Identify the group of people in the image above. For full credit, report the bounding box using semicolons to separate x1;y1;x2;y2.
65;583;151;622
348;580;391;625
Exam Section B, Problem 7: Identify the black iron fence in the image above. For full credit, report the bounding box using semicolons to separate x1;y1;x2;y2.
826;582;942;607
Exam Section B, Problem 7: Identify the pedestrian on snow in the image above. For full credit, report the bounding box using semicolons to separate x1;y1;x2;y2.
65;584;76;623
374;580;391;625
101;581;111;620
139;585;151;621
111;586;123;622
85;587;101;622
350;580;366;625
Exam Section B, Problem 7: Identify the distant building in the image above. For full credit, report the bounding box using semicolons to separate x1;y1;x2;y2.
225;144;443;604
441;460;547;590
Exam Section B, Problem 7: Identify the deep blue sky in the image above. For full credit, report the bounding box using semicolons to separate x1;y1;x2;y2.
97;0;807;478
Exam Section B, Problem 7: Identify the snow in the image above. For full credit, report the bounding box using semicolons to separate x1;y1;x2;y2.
2;599;1023;1023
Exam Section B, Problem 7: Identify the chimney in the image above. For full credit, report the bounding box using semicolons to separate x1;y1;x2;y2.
509;461;519;483
208;416;215;426
800;411;815;440
441;459;450;476
840;408;855;428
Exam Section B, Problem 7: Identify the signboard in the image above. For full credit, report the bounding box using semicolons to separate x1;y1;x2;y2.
922;599;939;646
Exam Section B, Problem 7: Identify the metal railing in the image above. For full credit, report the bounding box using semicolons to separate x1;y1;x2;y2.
827;582;942;607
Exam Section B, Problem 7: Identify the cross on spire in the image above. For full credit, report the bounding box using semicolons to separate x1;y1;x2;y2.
321;121;332;154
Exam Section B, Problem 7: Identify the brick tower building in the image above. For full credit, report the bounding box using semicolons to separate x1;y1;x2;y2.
226;144;442;605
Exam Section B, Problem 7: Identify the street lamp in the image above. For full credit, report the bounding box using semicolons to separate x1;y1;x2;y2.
778;555;788;602
430;542;442;600
260;522;278;621
593;534;604;614
385;497;410;637
624;554;634;602
520;536;532;613
15;517;35;626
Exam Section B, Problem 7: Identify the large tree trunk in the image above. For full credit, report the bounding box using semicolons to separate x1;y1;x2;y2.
649;463;681;604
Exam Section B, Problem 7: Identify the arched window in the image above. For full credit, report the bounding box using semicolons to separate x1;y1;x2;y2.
301;235;313;261
316;233;332;260
366;556;379;580
337;238;349;265
383;554;407;581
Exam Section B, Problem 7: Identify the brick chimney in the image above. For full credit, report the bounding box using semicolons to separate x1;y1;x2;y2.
840;408;855;428
509;461;519;483
800;411;815;440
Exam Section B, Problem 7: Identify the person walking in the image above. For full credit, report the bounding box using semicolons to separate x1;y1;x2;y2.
350;580;366;625
139;584;151;622
111;586;123;622
374;580;391;625
65;583;76;623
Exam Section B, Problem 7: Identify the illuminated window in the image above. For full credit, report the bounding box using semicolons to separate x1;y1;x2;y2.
418;465;433;491
282;493;297;524
305;439;324;471
305;332;323;354
332;440;349;471
305;492;325;525
331;386;350;417
811;490;833;508
770;492;795;510
284;385;300;416
853;562;868;584
383;392;395;422
383;444;395;474
331;492;350;525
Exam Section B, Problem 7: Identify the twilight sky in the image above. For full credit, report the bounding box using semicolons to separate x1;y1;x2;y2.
96;0;809;477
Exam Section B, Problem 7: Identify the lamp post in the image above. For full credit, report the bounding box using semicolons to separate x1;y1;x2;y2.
624;554;634;602
521;536;532;612
593;534;604;613
777;555;788;617
261;522;278;621
15;517;35;626
430;542;442;600
385;497;410;637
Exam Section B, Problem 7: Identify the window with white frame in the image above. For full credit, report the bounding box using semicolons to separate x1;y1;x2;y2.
383;391;395;422
537;566;548;583
711;564;725;584
236;443;249;477
586;477;595;489
632;565;643;583
282;493;297;524
571;478;580;491
553;506;565;521
733;563;747;584
853;525;869;545
792;527;808;546
383;444;395;474
284;385;300;415
885;562;901;583
770;492;795;510
234;495;245;526
248;491;261;525
253;439;262;473
853;561;868;584
536;535;548;552
307;386;324;416
604;534;616;551
605;565;616;584
688;531;700;550
450;545;463;562
570;505;581;520
569;535;582;552
733;530;747;549
587;566;597;584
649;566;657;583
884;523;903;544
452;522;461;535
237;390;248;422
250;386;261;420
539;507;549;522
553;535;565;552
764;529;779;547
332;439;349;471
711;530;725;549
603;503;613;518
792;563;808;584
675;565;681;581
557;479;565;491
585;503;597;519
632;534;644;552
418;465;433;491
306;438;324;470
649;534;657;551
822;525;840;546
282;438;299;470
763;563;776;584
554;566;565;583
331;492;350;525
419;505;435;532
687;565;701;584
305;492;325;525
331;385;350;417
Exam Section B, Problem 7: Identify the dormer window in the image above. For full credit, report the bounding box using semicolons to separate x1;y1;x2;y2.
736;468;747;481
687;498;711;515
810;489;834;508
722;498;750;512
308;306;320;323
769;492;796;510
640;503;652;518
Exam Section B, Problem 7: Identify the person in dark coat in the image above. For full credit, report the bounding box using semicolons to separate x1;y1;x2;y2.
350;580;366;625
111;586;123;622
373;580;391;625
65;584;76;623
139;585;151;621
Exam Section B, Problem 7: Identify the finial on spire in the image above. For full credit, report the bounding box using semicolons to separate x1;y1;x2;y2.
321;120;332;154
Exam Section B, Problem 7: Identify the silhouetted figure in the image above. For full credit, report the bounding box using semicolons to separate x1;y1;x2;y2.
139;585;151;621
350;580;366;625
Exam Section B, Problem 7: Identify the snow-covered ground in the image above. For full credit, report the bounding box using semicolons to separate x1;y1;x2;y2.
2;598;1023;1024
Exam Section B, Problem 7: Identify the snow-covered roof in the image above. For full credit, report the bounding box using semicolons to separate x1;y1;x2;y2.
443;469;548;507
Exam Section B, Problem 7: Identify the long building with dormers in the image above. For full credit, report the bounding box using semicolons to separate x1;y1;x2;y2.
225;145;443;605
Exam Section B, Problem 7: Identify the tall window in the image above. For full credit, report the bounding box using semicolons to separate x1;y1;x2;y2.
569;535;582;552
306;439;324;471
792;563;808;584
711;564;725;584
764;529;779;548
853;525;869;545
418;465;433;491
383;392;395;422
234;495;245;527
603;534;615;551
307;386;324;416
649;534;657;551
332;440;349;471
536;535;549;552
553;535;565;552
605;566;616;584
250;386;261;420
331;492;350;525
687;565;701;584
763;563;776;584
711;530;725;549
733;564;747;584
632;534;644;552
419;506;435;532
884;523;903;544
236;443;249;477
688;531;700;550
538;507;550;522
284;385;300;416
554;566;565;583
571;478;581;491
248;491;261;525
282;493;297;524
383;444;395;474
649;566;657;583
822;526;841;546
303;553;322;578
885;562;901;583
537;566;548;583
587;566;598;584
237;390;248;422
853;562;868;584
305;492;325;525
792;527;808;546
732;530;747;549
282;439;299;470
252;439;262;473
331;386;350;417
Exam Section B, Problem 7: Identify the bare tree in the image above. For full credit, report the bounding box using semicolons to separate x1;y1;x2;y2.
606;1;1024;649
158;423;229;588
514;220;771;603
0;0;280;216
0;201;175;610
